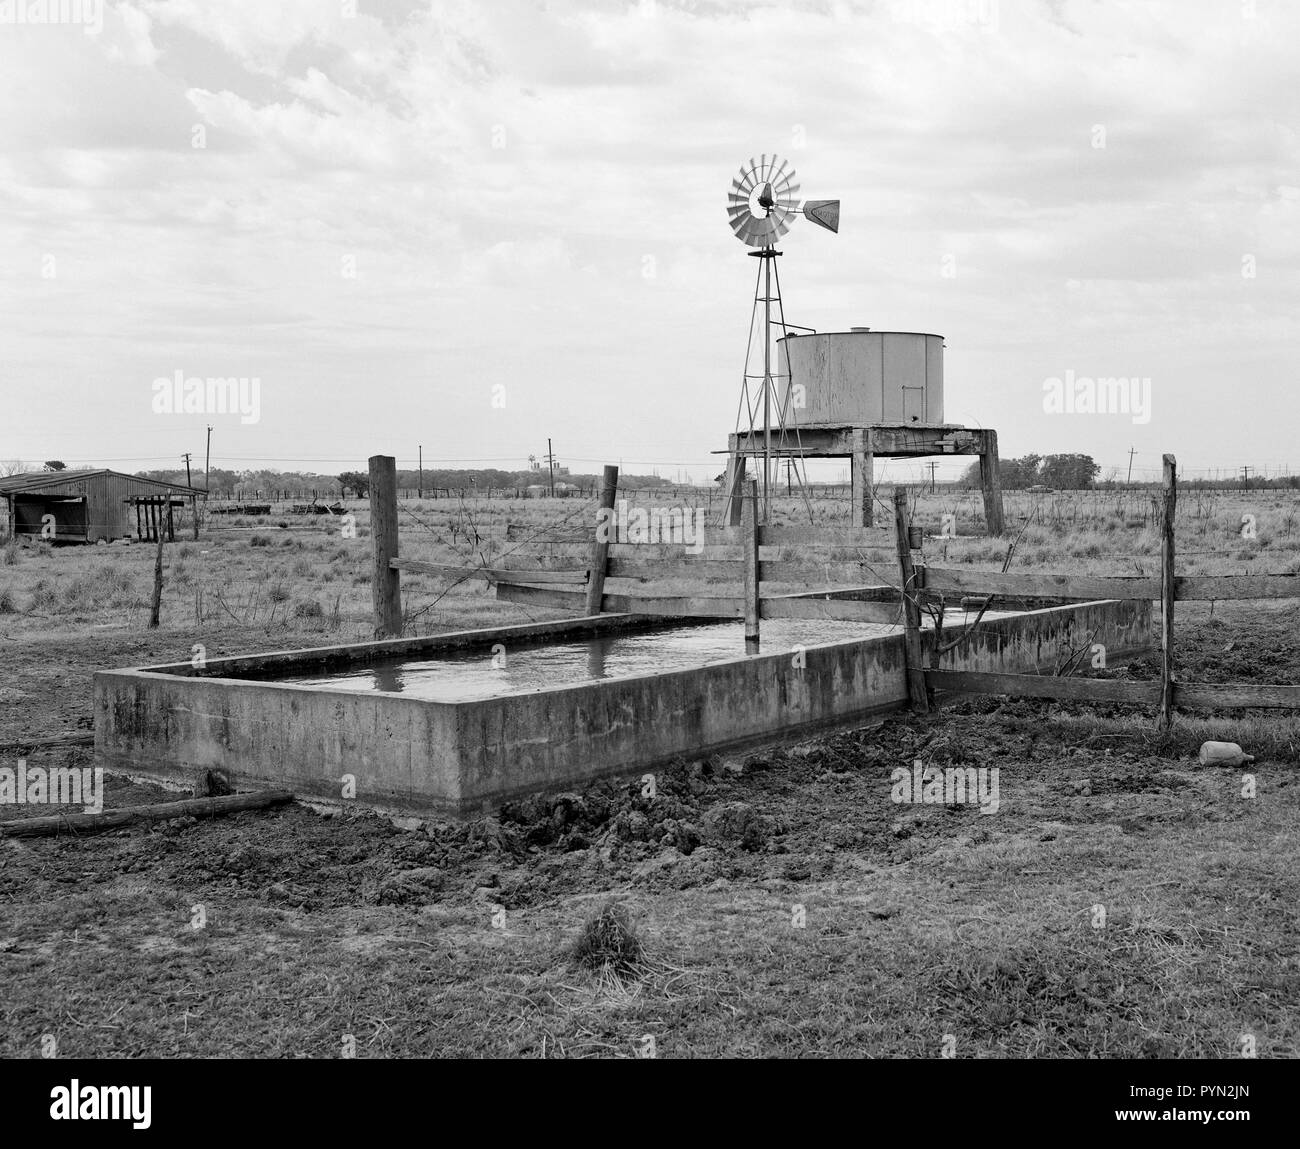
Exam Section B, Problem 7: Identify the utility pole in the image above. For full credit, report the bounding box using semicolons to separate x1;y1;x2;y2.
1126;446;1136;487
926;461;937;493
204;425;213;491
1242;465;1252;491
418;445;423;499
183;452;197;539
546;438;556;497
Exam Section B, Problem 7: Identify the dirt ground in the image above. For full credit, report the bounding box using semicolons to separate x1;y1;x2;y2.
2;596;1298;1058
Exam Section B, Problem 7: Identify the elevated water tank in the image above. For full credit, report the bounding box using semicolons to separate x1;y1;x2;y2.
776;329;944;425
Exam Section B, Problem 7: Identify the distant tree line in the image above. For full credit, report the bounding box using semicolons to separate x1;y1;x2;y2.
960;453;1300;491
132;466;681;498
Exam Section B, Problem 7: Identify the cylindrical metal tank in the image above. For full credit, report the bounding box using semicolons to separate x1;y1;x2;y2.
776;329;944;425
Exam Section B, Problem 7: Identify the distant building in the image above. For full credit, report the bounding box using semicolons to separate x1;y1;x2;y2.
0;470;205;543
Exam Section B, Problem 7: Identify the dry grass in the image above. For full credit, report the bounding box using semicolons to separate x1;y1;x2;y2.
0;490;1298;1057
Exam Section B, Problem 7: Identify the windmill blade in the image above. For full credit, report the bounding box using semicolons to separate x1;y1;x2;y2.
802;199;840;233
774;182;801;207
726;154;837;246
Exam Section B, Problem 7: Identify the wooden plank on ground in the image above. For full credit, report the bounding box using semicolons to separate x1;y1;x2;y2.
1174;683;1300;710
926;669;1160;705
0;732;95;753
0;790;295;838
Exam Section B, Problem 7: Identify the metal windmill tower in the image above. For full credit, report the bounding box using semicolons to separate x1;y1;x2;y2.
724;153;840;523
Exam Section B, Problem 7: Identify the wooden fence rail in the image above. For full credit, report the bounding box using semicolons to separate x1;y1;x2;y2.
369;452;1300;726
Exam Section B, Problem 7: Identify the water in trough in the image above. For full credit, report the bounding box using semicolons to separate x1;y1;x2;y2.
277;618;902;702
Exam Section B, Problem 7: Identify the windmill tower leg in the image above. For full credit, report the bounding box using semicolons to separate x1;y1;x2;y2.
851;428;875;527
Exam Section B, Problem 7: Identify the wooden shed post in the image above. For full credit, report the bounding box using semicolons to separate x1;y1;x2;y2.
369;455;402;639
1157;454;1177;730
585;465;619;616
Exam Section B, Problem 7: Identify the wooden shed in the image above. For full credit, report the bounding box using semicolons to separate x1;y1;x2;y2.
0;470;205;544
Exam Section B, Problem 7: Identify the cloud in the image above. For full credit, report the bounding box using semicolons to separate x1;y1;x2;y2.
1;0;1298;479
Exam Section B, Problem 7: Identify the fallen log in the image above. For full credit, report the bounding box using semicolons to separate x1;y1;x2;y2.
0;789;294;838
0;732;95;753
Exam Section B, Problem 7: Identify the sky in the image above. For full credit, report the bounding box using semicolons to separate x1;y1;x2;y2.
1;0;1297;485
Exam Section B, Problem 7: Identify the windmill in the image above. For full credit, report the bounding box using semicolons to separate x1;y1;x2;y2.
724;153;839;523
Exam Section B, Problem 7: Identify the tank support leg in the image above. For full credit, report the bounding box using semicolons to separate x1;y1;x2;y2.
978;429;1005;536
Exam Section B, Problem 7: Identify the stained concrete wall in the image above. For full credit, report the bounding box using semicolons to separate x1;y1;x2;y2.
95;600;1153;814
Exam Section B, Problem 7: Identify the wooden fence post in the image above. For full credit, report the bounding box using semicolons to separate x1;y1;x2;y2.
369;454;402;639
148;521;164;628
851;428;874;527
742;477;759;652
1158;453;1177;730
585;465;619;616
894;488;929;713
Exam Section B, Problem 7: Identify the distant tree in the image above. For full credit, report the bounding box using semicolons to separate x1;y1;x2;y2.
962;454;1040;489
1039;453;1100;489
43;460;66;471
1;460;32;476
338;470;370;498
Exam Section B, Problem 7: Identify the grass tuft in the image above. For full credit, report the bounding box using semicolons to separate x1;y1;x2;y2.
571;900;644;977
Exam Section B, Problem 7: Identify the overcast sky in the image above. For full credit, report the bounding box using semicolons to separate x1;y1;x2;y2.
2;0;1297;484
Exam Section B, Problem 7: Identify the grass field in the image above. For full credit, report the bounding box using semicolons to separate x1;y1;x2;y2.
1;488;1297;1057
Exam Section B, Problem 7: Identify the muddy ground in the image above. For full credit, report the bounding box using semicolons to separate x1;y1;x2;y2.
1;602;1298;1057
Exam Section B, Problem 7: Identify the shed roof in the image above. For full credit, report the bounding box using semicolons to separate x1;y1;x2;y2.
0;470;205;495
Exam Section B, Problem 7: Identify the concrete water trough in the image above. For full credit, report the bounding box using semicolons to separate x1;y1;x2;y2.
95;599;1152;814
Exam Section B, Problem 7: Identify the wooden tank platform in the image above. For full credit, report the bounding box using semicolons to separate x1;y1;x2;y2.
721;422;1004;534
